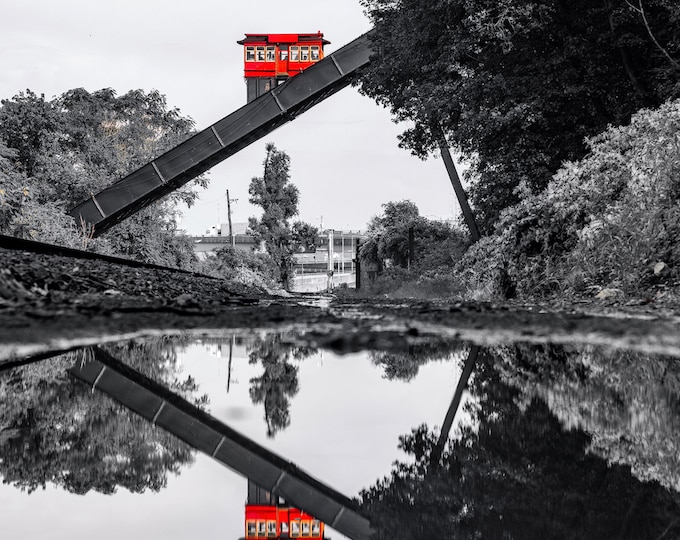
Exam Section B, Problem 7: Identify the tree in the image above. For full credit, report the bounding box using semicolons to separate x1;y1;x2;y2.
291;220;319;252
358;0;680;232
0;142;27;231
361;200;420;269
361;200;456;270
0;138;81;245
248;143;317;286
0;88;206;266
0;90;61;178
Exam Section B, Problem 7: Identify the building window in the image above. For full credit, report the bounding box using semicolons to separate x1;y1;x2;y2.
311;521;321;537
246;47;255;61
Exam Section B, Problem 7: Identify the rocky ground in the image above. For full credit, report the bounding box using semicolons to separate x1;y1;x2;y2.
3;247;680;361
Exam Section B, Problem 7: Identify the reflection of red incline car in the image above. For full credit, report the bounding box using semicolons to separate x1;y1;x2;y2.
237;32;330;102
241;480;325;539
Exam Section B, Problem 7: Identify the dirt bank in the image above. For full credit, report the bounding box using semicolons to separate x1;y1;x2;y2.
2;247;680;361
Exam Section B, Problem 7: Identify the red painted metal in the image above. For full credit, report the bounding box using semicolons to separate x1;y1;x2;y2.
245;504;324;539
237;32;330;79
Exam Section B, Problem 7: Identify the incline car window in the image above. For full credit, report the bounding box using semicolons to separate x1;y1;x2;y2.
246;47;255;61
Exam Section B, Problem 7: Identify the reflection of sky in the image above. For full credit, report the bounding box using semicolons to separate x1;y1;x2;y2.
0;339;470;539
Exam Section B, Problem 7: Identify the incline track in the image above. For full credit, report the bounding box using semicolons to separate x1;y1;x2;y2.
69;32;374;236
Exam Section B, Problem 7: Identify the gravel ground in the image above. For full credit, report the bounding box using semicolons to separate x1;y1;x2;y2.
3;247;680;361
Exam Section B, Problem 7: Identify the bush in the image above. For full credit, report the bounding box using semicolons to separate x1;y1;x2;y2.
359;231;471;300
0;152;84;248
455;97;680;301
200;246;279;289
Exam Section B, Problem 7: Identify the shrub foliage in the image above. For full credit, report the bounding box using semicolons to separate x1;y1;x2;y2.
459;98;680;300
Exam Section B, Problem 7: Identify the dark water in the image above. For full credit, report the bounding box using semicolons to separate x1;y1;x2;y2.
1;333;679;539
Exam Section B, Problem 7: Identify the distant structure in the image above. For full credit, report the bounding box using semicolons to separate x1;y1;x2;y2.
190;224;363;274
237;32;330;102
191;223;259;258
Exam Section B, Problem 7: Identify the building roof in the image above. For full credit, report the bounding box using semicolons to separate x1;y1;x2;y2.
237;32;330;46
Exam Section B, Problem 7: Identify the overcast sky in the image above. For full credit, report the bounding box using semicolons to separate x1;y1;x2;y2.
1;0;464;235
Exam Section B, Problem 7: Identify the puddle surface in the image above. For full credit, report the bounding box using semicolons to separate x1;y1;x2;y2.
1;331;679;539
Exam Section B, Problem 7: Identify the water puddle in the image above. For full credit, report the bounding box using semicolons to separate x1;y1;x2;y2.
1;330;679;539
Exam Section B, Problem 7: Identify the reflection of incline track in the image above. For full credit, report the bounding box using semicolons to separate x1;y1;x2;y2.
70;348;374;540
70;32;373;237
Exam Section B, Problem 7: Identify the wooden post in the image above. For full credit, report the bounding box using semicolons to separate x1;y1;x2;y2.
429;345;480;471
437;136;481;243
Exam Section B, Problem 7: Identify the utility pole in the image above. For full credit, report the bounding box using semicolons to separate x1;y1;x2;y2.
326;228;334;291
226;334;234;393
226;189;237;247
341;231;345;273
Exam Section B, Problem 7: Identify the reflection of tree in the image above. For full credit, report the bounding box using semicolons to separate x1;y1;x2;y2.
370;340;467;381
248;335;315;438
0;339;201;494
361;348;680;539
493;343;680;492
